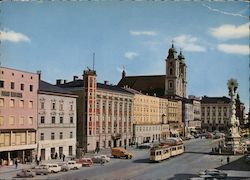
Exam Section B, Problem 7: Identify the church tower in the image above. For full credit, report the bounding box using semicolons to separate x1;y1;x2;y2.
165;44;187;98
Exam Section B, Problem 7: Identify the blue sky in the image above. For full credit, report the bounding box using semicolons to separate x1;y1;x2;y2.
0;1;249;110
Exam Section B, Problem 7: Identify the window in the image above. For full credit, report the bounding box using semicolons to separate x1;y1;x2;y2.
0;80;4;88
19;117;24;125
28;101;33;108
169;68;173;75
19;100;24;108
20;84;24;91
29;85;33;92
11;82;15;89
51;133;55;140
60;117;63;124
169;81;173;89
52;102;56;110
70;117;73;124
60;132;63;139
9;116;15;125
0;98;4;107
70;132;73;138
10;99;15;107
40;133;44;141
70;104;73;111
51;116;55;124
40;116;45;124
41;102;44;109
28;117;33;125
69;146;73;156
0;116;4;126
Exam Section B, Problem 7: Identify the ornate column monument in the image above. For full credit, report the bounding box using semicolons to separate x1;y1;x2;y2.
225;79;241;154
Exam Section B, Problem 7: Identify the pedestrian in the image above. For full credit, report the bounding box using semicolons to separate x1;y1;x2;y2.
63;154;65;162
36;157;39;166
39;156;41;163
55;152;58;159
227;156;230;164
15;159;18;169
220;158;223;165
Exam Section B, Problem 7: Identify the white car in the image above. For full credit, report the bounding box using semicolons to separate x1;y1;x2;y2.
92;155;110;163
61;161;82;170
32;166;50;175
199;169;227;179
16;169;36;178
41;163;61;173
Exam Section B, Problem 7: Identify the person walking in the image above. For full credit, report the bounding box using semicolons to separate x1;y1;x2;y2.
62;154;65;162
15;159;18;169
227;156;230;164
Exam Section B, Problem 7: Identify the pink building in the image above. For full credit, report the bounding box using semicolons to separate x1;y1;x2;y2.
0;67;39;165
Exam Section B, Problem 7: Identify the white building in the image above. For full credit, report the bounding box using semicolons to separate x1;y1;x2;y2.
37;80;77;160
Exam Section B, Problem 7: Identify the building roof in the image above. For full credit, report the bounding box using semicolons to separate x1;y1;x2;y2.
117;75;165;96
201;96;231;104
39;80;76;96
57;79;133;95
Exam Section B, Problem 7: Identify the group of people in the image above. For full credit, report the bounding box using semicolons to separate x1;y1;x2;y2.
51;152;66;161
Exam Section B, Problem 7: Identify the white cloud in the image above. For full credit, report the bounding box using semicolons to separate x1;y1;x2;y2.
173;35;206;52
129;31;157;36
124;52;139;60
210;23;249;39
217;44;249;55
0;30;31;43
202;3;248;19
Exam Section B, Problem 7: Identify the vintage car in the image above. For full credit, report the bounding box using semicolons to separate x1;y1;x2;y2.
32;166;50;175
92;155;111;163
16;169;36;178
40;163;61;173
199;169;227;179
76;158;93;167
61;160;82;170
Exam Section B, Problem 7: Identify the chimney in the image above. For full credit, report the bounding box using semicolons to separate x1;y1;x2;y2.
56;79;62;85
37;70;41;80
73;76;78;81
104;80;109;85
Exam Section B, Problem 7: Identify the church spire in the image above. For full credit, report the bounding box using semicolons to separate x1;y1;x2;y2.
167;41;177;59
122;66;126;79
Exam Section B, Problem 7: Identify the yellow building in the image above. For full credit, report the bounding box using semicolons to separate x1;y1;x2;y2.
167;99;183;137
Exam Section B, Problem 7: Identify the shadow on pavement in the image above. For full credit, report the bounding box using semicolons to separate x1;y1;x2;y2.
217;156;250;171
133;158;151;163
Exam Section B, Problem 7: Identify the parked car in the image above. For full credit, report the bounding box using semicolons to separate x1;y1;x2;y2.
32;166;50;175
16;169;36;178
76;158;93;167
61;160;82;170
199;169;227;179
92;155;111;163
41;163;61;173
112;147;133;159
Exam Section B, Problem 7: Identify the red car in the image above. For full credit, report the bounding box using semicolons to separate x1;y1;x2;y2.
76;158;93;167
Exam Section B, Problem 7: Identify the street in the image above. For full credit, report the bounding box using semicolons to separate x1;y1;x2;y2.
1;138;249;180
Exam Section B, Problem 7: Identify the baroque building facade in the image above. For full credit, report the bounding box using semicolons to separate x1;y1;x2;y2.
0;67;39;165
37;80;77;160
201;96;231;132
58;69;134;152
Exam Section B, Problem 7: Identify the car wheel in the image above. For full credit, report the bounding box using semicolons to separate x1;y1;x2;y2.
125;155;129;159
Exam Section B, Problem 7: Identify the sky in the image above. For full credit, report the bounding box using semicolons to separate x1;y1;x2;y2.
0;1;249;111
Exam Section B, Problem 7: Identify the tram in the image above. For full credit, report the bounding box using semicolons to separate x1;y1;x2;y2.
149;138;184;162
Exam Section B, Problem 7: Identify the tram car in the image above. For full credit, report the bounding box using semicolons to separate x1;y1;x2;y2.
150;138;184;162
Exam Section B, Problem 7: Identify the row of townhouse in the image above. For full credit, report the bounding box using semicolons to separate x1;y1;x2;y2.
0;67;77;163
